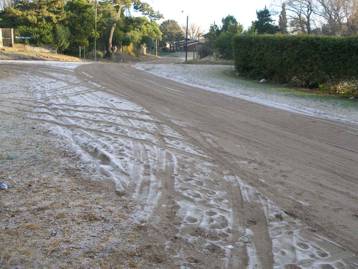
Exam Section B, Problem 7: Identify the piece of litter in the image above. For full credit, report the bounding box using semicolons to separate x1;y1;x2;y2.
0;182;9;190
259;78;267;83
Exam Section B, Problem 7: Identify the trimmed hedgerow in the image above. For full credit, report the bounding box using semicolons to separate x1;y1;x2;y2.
233;35;358;88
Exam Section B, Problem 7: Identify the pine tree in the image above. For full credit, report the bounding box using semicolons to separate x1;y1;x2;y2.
253;7;279;34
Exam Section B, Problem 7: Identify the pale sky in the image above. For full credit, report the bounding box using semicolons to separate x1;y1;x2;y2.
146;0;276;32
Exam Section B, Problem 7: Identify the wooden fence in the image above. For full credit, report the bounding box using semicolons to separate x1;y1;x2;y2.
0;28;14;47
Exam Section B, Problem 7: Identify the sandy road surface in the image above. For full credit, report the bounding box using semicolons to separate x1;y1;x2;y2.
0;61;357;269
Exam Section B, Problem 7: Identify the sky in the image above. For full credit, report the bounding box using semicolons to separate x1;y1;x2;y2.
146;0;276;32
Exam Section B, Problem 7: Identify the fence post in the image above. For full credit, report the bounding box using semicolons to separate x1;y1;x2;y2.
155;39;158;57
0;29;3;48
10;28;14;47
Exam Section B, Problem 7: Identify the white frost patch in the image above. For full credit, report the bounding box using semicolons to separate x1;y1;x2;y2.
0;60;86;69
245;228;262;269
0;66;163;222
225;175;352;269
2;61;356;268
135;63;358;126
173;160;238;267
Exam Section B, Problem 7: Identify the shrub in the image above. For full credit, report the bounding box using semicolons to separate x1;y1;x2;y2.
197;43;212;59
233;35;358;88
320;81;358;97
17;24;54;46
87;50;104;59
54;25;70;53
215;32;235;60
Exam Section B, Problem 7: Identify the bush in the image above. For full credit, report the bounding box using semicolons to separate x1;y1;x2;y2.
197;43;212;59
320;81;358;97
87;50;104;59
215;32;235;60
17;24;54;46
54;25;70;53
233;35;358;87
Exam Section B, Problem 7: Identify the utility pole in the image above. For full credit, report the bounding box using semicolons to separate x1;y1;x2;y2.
94;0;97;61
185;15;189;63
155;39;158;57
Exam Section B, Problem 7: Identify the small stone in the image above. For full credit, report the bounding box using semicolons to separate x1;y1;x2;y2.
239;235;250;244
0;182;8;190
297;242;309;250
284;210;297;219
320;264;335;269
50;230;57;237
317;250;329;258
205;243;224;255
247;218;257;226
6;154;16;160
187;256;200;264
284;264;302;269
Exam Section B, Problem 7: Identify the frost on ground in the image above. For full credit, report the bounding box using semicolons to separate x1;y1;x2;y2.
135;63;358;126
0;60;84;69
0;61;357;268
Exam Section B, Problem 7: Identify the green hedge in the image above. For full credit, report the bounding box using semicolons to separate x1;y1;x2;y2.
233;35;358;87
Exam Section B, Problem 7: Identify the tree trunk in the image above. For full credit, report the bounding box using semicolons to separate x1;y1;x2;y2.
107;6;123;57
306;16;312;34
108;22;117;54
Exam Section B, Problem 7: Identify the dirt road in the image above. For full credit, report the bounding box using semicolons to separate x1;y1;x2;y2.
1;62;357;268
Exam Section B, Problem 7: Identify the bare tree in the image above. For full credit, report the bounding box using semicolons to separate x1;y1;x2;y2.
275;0;358;35
286;0;315;33
184;24;203;41
346;0;358;33
0;0;14;10
316;0;358;35
279;3;289;33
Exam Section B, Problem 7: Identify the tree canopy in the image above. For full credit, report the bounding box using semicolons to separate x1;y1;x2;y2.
204;15;243;59
159;20;184;43
252;7;280;34
0;0;162;57
221;15;242;33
